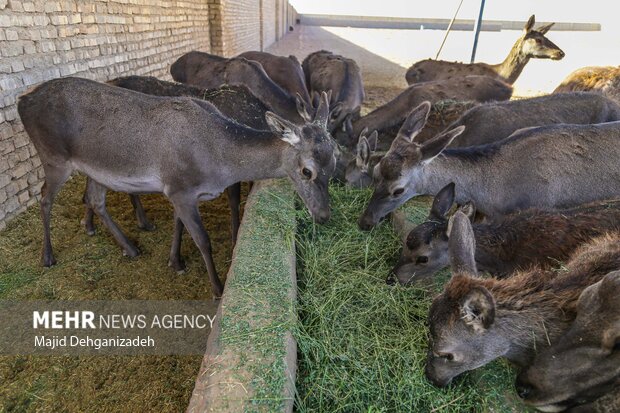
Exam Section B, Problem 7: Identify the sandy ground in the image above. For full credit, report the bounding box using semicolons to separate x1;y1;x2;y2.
269;24;620;96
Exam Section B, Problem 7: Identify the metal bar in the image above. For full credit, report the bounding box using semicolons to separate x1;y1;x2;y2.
435;0;465;60
470;0;486;63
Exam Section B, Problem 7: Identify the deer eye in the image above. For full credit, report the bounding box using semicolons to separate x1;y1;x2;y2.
439;352;454;362
416;256;429;265
302;167;313;179
392;188;405;197
535;38;542;44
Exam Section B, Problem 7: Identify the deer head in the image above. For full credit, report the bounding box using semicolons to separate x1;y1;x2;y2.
358;101;465;230
519;15;565;61
515;271;620;412
343;128;378;188
266;91;337;223
391;183;476;285
425;212;509;387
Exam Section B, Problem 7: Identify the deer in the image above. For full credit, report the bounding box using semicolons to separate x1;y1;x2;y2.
405;15;564;85
358;101;620;230
302;50;365;132
334;76;512;151
18;77;337;298
237;51;312;106
554;65;620;104
170;51;308;124
392;182;620;285
425;211;620;388
443;92;620;148
515;270;620;413
79;75;274;247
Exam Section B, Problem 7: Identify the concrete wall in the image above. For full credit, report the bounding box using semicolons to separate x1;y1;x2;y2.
0;0;297;230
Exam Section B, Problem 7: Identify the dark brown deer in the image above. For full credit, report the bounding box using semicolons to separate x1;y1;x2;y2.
515;270;620;412
406;15;564;85
444;92;620;148
18;78;337;298
170;51;306;124
335;75;512;151
358;102;620;230
425;211;620;387
302;50;365;132
392;183;620;284
80;75;274;246
237;51;312;106
554;65;620;104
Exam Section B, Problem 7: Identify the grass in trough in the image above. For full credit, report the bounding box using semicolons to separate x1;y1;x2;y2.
295;185;525;412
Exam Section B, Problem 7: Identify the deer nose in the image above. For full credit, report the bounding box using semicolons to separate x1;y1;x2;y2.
515;382;532;399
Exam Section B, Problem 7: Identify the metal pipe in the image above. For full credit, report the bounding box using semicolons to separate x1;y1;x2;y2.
470;0;486;63
435;0;465;60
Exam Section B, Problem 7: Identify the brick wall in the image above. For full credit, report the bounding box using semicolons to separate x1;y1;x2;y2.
261;0;275;51
0;0;297;230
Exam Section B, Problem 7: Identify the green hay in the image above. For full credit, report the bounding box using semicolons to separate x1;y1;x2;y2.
294;185;529;412
0;175;243;412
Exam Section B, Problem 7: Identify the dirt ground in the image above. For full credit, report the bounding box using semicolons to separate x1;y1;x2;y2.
0;175;248;412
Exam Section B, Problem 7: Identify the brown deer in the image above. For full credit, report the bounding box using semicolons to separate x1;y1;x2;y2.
554;65;620;104
80;75;275;248
515;270;620;413
443;92;620;148
302;50;365;132
406;15;564;85
335;76;511;151
358;102;620;230
18;78;337;298
392;183;620;284
170;51;306;124
237;51;312;106
425;211;620;387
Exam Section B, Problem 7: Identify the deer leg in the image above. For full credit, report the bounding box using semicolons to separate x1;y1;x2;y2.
171;197;223;298
168;215;186;273
85;179;140;258
40;165;72;267
227;183;241;246
129;194;155;231
81;178;97;236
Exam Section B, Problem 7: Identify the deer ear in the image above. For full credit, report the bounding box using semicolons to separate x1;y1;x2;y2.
420;125;465;163
366;130;378;152
397;101;431;142
599;271;620;306
461;287;496;332
296;93;313;123
429;182;455;220
447;211;477;276
536;22;555;35
313;91;330;129
265;111;300;146
459;201;476;220
356;136;371;168
329;102;343;121
524;15;535;32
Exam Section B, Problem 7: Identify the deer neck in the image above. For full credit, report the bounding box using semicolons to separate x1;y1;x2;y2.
492;38;530;84
219;126;288;186
479;275;571;365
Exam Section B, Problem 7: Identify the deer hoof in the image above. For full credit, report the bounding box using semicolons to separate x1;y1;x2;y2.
138;222;156;232
122;247;140;258
42;254;57;267
168;259;186;274
80;218;96;236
